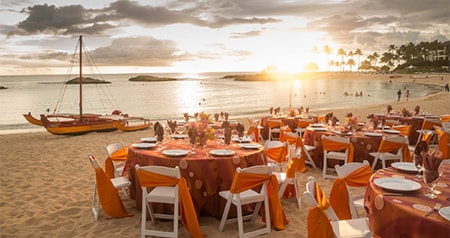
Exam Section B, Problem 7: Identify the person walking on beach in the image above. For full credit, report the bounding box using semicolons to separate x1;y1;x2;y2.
445;84;449;92
397;89;402;101
406;90;410;101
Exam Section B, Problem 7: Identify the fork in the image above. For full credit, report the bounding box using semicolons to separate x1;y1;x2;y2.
424;203;441;217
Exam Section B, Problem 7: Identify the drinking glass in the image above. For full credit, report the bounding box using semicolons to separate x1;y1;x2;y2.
423;170;438;199
432;160;447;195
413;154;422;178
190;143;196;154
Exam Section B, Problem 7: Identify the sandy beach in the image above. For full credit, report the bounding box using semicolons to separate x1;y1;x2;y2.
1;73;449;237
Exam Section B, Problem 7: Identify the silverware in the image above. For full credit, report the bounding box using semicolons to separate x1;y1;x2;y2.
424;202;442;217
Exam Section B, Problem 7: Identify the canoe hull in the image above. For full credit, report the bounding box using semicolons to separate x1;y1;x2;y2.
40;114;116;135
113;120;152;131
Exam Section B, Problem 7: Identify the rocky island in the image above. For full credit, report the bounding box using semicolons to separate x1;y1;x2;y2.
128;75;177;82
65;77;111;84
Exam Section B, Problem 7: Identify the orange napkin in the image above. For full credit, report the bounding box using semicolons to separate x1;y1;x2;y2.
236;123;245;137
136;170;204;238
435;127;449;160
423;150;443;182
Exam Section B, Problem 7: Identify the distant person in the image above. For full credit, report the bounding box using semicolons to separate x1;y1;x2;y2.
445;84;449;92
406;90;410;101
397;89;402;101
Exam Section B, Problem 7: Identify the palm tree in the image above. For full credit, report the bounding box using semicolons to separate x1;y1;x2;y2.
324;45;332;71
347;59;356;72
354;49;363;72
337;48;346;72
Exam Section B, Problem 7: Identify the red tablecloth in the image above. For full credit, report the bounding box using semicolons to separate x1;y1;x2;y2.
124;139;266;217
364;163;450;237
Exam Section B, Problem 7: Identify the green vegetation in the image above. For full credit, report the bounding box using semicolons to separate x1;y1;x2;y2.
128;75;177;82
65;77;111;84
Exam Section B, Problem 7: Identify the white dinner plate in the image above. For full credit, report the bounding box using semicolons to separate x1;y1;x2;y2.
162;150;189;157
357;122;366;126
240;144;261;149
171;134;188;139
374;177;421;192
332;130;352;136
310;123;324;127
365;132;382;137
132;143;156;149
312;127;328;131
378;126;390;130
233;137;252;143
210;150;235;156
382;129;400;134
391;162;418;172
388;115;401;119
141;137;157;143
438;206;450;221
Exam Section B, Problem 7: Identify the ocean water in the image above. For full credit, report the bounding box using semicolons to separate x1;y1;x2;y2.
0;72;441;133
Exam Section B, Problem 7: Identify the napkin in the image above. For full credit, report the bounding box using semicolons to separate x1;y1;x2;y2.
167;120;177;134
269;107;274;114
222;122;232;145
183;112;189;122
214;113;219;122
154;122;164;141
413;141;428;165
423;150;443;183
236;123;245;137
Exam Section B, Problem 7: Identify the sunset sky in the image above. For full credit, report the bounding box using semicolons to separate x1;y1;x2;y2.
0;0;448;75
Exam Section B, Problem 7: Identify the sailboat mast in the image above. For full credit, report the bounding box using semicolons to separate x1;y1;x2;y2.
79;35;83;120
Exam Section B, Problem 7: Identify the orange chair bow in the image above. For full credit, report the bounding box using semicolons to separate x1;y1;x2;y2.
105;146;127;178
330;165;372;220
307;206;334;238
136;170;204;238
394;125;411;137
378;138;411;162
247;124;260;143
435;127;449;160
322;138;355;163
264;144;288;163
90;162;131;218
229;172;289;230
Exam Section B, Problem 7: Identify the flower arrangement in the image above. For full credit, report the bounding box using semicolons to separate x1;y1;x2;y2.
188;112;215;145
386;105;393;114
345;113;361;131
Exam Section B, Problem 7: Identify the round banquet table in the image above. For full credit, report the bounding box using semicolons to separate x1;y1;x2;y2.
124;138;266;217
364;163;450;237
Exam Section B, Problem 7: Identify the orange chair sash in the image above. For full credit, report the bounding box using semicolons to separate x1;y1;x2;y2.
394;125;411;137
105;146;128;178
422;119;442;130
307;206;334;238
230;172;289;230
322;139;355;163
279;126;291;142
136;170;204;238
264;145;288;163
267;120;283;129
92;164;131;218
441;115;450;122
378;139;411;162
435;127;449;160
297;120;312;129
315;182;330;210
330;165;372;220
247;125;260;143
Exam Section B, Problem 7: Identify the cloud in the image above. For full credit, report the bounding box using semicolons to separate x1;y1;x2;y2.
90;36;194;66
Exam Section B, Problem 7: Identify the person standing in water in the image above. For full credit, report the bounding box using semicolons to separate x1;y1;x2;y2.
397;89;402;101
406;89;410;101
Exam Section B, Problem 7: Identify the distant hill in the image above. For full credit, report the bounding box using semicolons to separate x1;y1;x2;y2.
129;75;177;82
0;86;7;90
65;77;111;84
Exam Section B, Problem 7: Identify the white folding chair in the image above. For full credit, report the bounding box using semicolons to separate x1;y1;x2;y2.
103;142;126;178
304;177;373;238
322;135;351;179
370;136;408;170
335;161;371;218
135;165;181;238
219;165;273;238
263;140;287;172
267;119;282;141
273;153;303;208
88;154;131;220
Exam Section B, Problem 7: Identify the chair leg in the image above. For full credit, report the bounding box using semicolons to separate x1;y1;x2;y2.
91;183;99;220
294;174;302;208
219;195;233;231
250;201;262;225
322;152;328;178
371;156;379;171
236;199;245;238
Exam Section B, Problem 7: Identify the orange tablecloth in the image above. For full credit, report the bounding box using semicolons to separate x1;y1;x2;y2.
124;139;266;217
364;164;450;237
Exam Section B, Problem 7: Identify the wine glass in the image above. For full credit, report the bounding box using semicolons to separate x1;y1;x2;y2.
432;160;448;195
413;154;423;178
190;142;196;154
423;169;438;199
